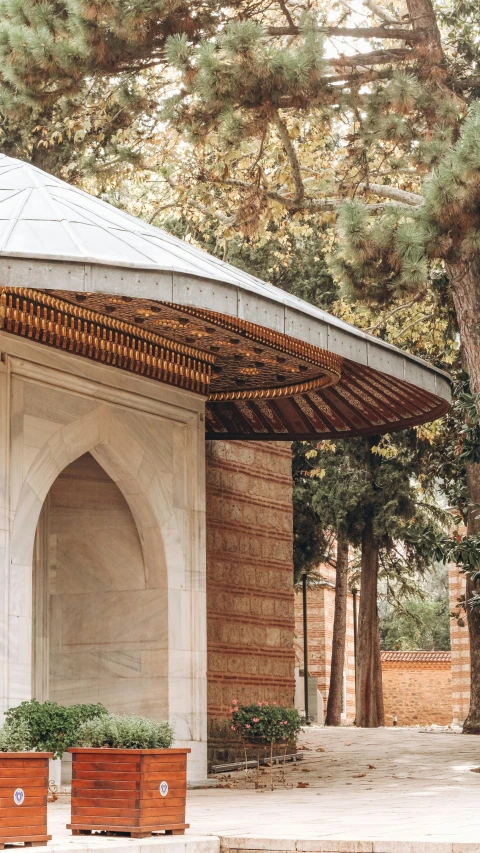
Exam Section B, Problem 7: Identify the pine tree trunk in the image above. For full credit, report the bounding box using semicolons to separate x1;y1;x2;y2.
448;257;480;394
448;255;480;734
463;463;480;733
325;536;349;726
355;518;384;727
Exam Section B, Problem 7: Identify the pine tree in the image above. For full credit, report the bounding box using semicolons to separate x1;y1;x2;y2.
0;0;253;172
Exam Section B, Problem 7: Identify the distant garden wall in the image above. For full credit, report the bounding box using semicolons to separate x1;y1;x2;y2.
206;440;295;766
381;651;452;726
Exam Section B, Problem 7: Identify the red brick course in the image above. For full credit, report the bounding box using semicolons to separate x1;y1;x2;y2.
449;562;470;724
206;440;295;764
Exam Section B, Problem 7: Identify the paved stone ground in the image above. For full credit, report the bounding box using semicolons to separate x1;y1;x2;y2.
48;727;480;847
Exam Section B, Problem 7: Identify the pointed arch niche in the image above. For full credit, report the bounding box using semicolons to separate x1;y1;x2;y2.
32;452;166;715
0;341;207;780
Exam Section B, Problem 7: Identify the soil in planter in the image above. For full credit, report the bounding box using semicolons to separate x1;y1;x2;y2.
0;753;52;849
67;748;190;839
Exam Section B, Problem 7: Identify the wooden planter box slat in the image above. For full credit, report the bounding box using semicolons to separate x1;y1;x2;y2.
72;778;138;790
0;797;46;808
72;761;140;779
67;747;190;838
0;753;52;849
0;768;48;779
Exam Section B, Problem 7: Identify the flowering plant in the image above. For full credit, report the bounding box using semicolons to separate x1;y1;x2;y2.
230;701;301;744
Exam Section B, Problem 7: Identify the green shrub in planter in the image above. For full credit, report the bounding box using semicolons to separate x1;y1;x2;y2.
231;701;302;743
0;719;32;752
76;713;175;749
4;699;108;759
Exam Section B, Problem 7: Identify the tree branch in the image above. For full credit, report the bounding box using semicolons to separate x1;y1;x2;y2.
360;182;423;205
391;313;434;340
217;177;340;211
362;0;401;25
267;25;424;41
149;203;179;222
214;174;422;213
274;111;305;202
365;290;427;332
277;0;295;30
454;75;480;90
331;47;414;68
162;175;235;225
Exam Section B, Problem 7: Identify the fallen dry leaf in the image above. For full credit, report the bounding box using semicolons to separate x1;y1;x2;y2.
353;774;366;778
367;765;376;769
301;768;311;772
297;781;310;788
316;747;325;752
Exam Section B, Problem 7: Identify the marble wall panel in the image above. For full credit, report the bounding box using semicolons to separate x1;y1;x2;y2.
50;649;143;681
60;589;168;646
48;458;147;594
50;675;169;718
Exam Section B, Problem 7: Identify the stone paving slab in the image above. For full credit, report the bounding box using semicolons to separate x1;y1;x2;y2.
47;727;480;849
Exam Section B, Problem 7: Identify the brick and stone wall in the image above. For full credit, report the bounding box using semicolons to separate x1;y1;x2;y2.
381;651;452;726
294;561;356;724
449;563;470;725
206;440;295;766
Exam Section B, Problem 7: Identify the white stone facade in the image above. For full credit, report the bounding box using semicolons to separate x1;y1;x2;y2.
0;331;207;781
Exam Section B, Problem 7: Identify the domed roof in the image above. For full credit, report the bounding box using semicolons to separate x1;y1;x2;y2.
0;154;450;440
0;153;310;289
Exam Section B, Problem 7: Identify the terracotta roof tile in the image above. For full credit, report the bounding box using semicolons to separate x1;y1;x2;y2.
381;650;451;662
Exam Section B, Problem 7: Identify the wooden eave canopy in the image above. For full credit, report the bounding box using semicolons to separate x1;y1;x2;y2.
0;155;451;441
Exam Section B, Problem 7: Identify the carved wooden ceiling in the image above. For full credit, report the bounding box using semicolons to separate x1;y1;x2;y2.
0;287;449;441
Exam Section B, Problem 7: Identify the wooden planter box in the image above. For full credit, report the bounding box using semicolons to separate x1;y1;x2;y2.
0;752;52;849
67;747;190;838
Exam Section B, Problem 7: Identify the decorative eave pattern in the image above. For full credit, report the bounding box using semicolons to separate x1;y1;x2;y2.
0;288;213;395
0;287;450;441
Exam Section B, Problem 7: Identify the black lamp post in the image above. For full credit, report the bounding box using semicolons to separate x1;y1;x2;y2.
302;572;310;725
352;586;358;694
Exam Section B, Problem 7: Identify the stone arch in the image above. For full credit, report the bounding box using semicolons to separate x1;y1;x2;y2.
10;403;182;594
5;390;206;779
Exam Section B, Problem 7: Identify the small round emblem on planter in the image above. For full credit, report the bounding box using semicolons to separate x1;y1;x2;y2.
159;781;169;797
13;788;25;806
